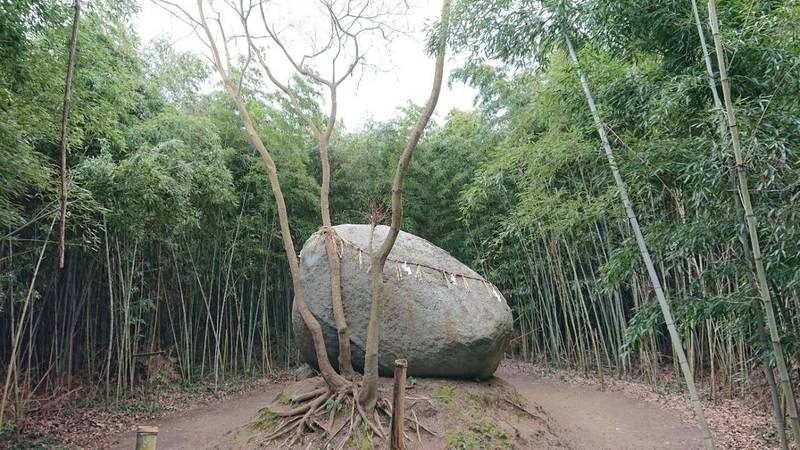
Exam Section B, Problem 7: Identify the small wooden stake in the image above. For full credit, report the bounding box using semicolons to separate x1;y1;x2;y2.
135;425;158;450
391;359;408;450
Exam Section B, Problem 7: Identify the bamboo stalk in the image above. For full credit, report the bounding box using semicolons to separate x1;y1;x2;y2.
564;31;715;450
58;0;81;269
705;1;800;444
0;217;56;428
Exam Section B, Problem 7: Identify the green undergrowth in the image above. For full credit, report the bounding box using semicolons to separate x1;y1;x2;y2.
245;385;295;433
433;385;456;406
119;397;167;416
275;385;296;405
242;385;294;434
349;423;373;450
249;407;280;432
447;417;513;450
0;423;67;450
243;386;295;440
426;380;514;449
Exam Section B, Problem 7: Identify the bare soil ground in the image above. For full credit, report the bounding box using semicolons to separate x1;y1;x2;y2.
106;382;288;450
21;359;776;449
498;363;703;449
95;359;752;449
500;360;779;449
0;372;294;449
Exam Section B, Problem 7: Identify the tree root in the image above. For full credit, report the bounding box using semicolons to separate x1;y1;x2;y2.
262;378;433;448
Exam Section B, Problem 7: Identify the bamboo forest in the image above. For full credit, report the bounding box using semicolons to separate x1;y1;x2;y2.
1;0;799;449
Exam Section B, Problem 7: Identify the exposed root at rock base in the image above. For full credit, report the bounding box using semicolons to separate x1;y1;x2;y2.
261;377;391;449
232;375;565;449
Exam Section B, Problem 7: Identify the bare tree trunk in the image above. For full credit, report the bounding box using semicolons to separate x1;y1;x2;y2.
221;72;348;391
706;1;800;444
193;0;348;392
360;0;451;412
564;33;715;450
319;129;354;377
241;5;358;376
58;0;81;268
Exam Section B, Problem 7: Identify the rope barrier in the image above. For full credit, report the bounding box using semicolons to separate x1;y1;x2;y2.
307;229;505;303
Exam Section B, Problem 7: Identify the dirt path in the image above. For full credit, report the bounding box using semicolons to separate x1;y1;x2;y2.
105;383;286;450
499;367;704;449
102;372;703;449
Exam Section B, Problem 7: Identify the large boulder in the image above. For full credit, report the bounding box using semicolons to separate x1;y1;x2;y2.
293;224;512;379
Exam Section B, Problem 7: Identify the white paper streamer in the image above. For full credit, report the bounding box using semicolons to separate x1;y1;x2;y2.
492;288;503;303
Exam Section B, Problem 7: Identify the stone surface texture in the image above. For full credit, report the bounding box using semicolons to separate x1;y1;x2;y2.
293;224;512;379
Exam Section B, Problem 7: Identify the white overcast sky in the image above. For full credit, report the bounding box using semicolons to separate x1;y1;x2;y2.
134;0;477;129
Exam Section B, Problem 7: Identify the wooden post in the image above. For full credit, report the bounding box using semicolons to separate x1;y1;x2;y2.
135;425;158;450
391;359;408;450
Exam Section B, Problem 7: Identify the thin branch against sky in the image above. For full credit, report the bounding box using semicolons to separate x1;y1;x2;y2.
137;0;476;128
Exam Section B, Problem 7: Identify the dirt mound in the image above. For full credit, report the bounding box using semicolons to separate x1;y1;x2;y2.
224;376;565;449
